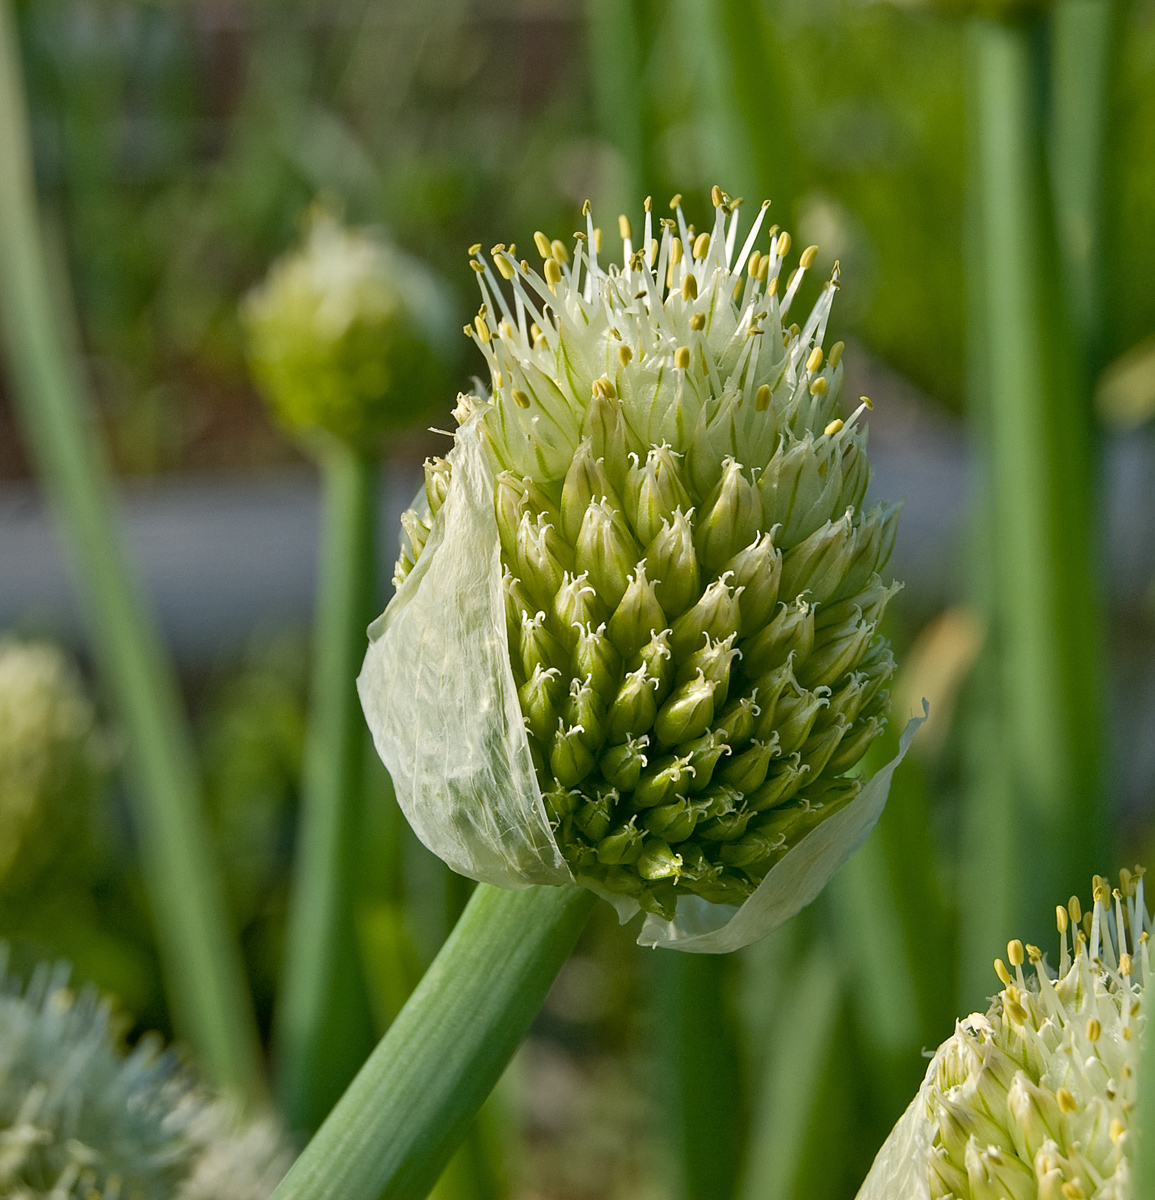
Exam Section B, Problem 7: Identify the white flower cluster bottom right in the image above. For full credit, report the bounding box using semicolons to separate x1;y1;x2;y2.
859;870;1147;1200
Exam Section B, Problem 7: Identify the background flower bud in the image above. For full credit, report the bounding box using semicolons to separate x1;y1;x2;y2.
242;209;456;449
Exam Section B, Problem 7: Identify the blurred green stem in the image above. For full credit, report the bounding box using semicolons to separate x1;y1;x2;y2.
270;882;595;1200
960;13;1103;1002
657;954;744;1200
0;0;262;1098
276;442;378;1132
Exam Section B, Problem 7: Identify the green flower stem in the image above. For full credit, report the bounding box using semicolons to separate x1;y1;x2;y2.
271;882;595;1200
959;13;1103;1004
276;442;379;1133
657;954;744;1200
0;0;262;1099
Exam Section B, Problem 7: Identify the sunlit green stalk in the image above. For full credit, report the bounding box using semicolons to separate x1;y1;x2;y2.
0;0;261;1098
959;12;1103;1003
271;882;594;1200
275;443;378;1132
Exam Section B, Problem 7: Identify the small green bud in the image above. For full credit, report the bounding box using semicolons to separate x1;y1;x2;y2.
837;438;869;512
519;665;566;742
562;677;608;751
561;438;622;543
626;443;693;546
596;818;645;865
575;497;641;609
822;672;871;727
724;531;782;632
742;599;815;678
774;682;829;755
798;616;876;690
607;563;666;657
495;472;526;561
696;458;761;574
643;797;701;843
683;729;732;792
758;433;844;548
575;786;617;841
634;751;696;808
675;633;741;710
519;610;567;678
832;503;901;602
653;671;716;747
670;576;743;659
750;659;798;741
643;509;701;617
424;456;452;515
517;512;574;608
717;826;786;871
718;738;776;793
400;510;431;568
571;621;622;695
824;717;883;776
637;838;682;881
553;571;607;649
503;569;536;645
626;629;675;701
580;392;630;489
746;755;808;811
800;719;849;779
607;666;661;743
600;734;650;791
542;782;581;826
778;510;855;605
697;804;755;843
550;721;597;787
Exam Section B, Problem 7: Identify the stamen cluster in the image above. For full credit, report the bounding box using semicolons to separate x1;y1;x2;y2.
396;189;900;919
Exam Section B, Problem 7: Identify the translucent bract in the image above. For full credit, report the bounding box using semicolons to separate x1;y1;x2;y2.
360;190;916;950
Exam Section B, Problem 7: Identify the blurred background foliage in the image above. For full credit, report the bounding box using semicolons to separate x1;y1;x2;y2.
4;0;1155;1197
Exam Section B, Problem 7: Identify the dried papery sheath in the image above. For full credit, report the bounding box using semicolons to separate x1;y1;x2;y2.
858;870;1149;1200
0;952;292;1199
359;189;916;951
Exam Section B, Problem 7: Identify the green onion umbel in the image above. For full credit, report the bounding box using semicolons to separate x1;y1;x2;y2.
388;189;901;923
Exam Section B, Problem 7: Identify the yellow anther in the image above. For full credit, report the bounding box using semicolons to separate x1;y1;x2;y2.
530;323;542;343
469;260;486;273
711;184;724;208
498;319;513;339
551;239;569;265
1086;1017;1101;1041
994;958;1012;987
644;195;652;212
829;341;845;367
789;323;800;338
1056;904;1069;933
674;347;691;370
544;259;562;289
755;384;771;412
619;214;631;240
1121;867;1135;896
1056;1087;1077;1112
1005;997;1028;1025
618;345;633;367
806;347;824;373
495;254;516;280
1008;939;1024;967
671;238;683;265
1084;911;1093;937
690;312;706;331
1124;1025;1133;1039
520;259;530;273
593;375;617;399
534;231;552;259
512;389;531;410
1026;944;1042;963
693;232;711;260
1062;1184;1086;1200
809;377;828;396
1121;951;1133;976
682;274;698;301
468;243;482;256
594;228;603;254
492;371;503;389
1069;896;1083;925
1111;1118;1126;1143
1093;875;1110;904
766;274;777;295
649;238;658;265
670;193;682;210
747;250;762;277
582;199;591;216
776;231;792;258
474;316;491;343
824;419;843;436
800;245;819;269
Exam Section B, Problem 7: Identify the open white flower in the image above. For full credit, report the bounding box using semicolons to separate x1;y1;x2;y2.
858;870;1148;1200
359;188;918;952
